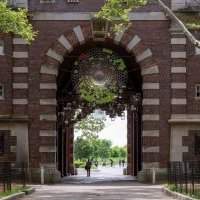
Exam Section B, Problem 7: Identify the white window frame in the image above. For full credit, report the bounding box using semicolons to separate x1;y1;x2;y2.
8;0;28;8
40;0;55;3
0;84;4;100
171;0;186;11
195;84;200;99
0;40;4;56
67;0;79;3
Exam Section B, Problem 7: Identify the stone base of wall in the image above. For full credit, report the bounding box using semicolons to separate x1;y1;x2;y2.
28;167;61;184
137;168;167;184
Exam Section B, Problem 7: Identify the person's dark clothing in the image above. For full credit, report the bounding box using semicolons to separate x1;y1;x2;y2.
110;159;113;167
94;160;98;168
119;160;122;167
85;160;92;177
122;160;125;167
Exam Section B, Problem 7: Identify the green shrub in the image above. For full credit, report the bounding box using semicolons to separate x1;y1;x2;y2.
74;160;85;168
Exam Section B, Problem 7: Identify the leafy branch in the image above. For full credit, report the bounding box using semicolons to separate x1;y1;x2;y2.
75;115;106;140
0;1;37;42
97;0;200;47
79;79;117;105
96;0;147;31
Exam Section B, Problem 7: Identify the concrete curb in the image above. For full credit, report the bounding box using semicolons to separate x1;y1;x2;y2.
0;187;35;200
162;186;198;200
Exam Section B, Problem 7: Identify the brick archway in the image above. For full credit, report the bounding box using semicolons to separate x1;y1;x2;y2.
39;24;160;175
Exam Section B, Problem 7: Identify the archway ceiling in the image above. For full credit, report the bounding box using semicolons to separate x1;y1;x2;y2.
56;43;142;124
57;41;142;97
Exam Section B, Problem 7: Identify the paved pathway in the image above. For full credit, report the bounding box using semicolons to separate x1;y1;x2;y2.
24;182;174;200
23;167;175;200
67;166;136;183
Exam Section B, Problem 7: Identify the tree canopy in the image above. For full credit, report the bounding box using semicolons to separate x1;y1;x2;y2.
75;115;105;140
74;135;127;163
97;0;200;47
0;1;36;42
97;0;147;32
74;137;112;160
111;146;127;158
0;0;200;46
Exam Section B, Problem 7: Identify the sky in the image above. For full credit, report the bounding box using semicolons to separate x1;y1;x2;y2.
98;115;127;147
74;111;127;147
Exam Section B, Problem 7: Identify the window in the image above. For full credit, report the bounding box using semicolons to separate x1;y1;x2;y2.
40;0;55;3
172;0;186;10
195;133;200;155
0;40;4;55
67;0;79;3
0;85;4;100
195;84;200;98
0;134;4;154
8;0;28;8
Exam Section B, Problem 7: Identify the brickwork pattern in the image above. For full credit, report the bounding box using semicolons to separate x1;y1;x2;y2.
0;130;16;164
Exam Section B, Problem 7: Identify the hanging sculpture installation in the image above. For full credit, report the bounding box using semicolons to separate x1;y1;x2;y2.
58;47;141;125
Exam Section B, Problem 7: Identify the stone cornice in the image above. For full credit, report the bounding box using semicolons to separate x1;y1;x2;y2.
32;12;167;21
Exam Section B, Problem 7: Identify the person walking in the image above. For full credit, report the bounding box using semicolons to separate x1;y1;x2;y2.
85;159;92;177
122;159;125;167
110;159;113;167
94;160;98;168
119;160;122;167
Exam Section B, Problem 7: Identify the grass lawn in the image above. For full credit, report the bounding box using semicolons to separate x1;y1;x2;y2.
0;185;29;198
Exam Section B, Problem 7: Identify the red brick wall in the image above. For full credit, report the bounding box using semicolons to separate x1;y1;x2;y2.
27;19;171;168
0;130;16;163
29;0;171;12
183;130;200;161
1;0;200;170
187;32;200;114
0;34;13;115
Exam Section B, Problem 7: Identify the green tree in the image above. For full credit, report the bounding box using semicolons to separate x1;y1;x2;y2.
74;114;108;161
97;0;147;31
74;137;112;161
0;1;36;42
111;146;120;158
98;139;112;159
119;146;127;158
97;0;200;47
75;115;105;140
74;137;94;160
111;146;127;158
98;0;147;20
